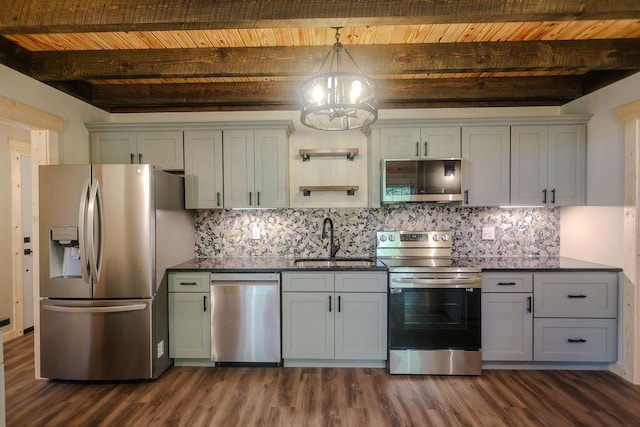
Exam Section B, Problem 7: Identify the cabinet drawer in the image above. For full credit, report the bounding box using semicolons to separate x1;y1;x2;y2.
533;318;616;362
482;273;533;293
534;273;617;318
169;273;210;292
335;272;387;293
282;272;335;292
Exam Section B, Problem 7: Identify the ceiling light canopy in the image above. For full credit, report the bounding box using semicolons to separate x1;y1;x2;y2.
300;28;378;131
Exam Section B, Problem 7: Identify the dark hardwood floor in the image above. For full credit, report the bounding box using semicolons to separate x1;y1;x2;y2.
4;332;640;426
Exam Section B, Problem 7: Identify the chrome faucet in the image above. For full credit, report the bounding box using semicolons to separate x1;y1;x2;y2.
322;217;341;258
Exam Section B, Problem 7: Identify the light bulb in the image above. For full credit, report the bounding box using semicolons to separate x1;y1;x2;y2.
350;80;362;103
311;85;324;104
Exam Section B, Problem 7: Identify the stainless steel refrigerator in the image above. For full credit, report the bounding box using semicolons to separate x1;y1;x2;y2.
38;164;194;381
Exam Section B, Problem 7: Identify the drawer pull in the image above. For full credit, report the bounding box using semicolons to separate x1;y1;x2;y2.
497;282;516;286
567;338;587;343
567;294;587;299
179;282;198;286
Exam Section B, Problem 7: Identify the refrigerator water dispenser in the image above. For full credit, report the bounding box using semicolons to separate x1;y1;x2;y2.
49;226;82;278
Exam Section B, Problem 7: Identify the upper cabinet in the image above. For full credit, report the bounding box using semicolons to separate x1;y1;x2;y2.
90;130;184;170
184;130;224;209
461;126;511;207
223;128;290;208
367;116;590;208
379;127;461;159
511;125;586;206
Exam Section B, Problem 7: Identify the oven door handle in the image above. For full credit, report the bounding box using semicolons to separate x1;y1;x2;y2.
390;277;481;288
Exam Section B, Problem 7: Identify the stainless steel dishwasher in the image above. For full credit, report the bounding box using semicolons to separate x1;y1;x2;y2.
210;273;281;365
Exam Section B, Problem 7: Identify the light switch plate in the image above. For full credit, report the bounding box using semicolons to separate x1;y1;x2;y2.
482;226;495;240
251;226;261;239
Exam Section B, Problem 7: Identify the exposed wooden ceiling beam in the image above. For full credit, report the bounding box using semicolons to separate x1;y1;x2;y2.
89;76;584;112
28;39;640;81
2;0;640;34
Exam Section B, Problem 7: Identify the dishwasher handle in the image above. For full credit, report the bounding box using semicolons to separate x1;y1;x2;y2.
210;273;280;282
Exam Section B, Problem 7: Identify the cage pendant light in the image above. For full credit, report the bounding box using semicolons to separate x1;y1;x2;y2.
300;28;378;131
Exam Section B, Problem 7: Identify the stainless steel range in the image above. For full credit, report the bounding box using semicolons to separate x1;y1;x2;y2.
377;231;482;375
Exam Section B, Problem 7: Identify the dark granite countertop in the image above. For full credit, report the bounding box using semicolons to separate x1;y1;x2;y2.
169;256;387;272
169;256;620;273
458;256;621;272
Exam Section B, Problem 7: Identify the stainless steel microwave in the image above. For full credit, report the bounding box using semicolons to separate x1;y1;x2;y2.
381;158;464;203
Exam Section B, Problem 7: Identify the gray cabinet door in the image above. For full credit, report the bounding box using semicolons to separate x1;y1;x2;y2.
223;129;255;208
547;125;586;206
91;131;137;164
462;126;510;206
184;130;224;209
169;292;210;359
137;131;184;170
482;292;533;361
334;293;387;360
282;292;334;359
254;129;288;208
510;125;548;206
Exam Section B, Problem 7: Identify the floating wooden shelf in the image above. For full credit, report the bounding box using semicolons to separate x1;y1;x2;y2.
299;186;359;196
299;148;359;161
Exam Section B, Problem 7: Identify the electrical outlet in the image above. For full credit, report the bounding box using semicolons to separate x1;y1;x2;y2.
481;226;495;240
251;226;261;239
157;340;164;358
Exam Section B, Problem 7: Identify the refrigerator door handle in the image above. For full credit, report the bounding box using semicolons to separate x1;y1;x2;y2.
42;303;147;314
87;180;104;284
78;178;91;284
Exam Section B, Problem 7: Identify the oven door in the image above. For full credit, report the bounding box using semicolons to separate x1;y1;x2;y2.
388;274;481;351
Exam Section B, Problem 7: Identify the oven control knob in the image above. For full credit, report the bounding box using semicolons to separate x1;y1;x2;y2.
441;235;450;241
432;235;439;241
388;235;396;242
379;235;387;242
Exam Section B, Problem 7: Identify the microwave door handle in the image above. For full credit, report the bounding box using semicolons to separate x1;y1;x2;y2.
78;179;91;284
391;277;481;288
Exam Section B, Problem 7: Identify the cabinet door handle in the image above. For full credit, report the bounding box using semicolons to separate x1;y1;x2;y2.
328;295;332;312
415;142;419;157
257;191;260;206
249;192;252;206
542;189;547;204
527;296;532;313
424;141;428;156
464;190;469;205
130;153;135;164
338;295;341;312
216;192;221;207
498;282;516;286
203;295;208;312
567;338;587;343
551;189;556;204
567;294;587;299
179;282;198;286
138;153;143;164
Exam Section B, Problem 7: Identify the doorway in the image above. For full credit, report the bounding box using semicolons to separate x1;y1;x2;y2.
9;139;33;340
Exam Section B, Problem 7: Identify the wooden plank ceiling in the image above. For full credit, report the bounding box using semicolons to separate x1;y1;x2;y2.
1;0;640;113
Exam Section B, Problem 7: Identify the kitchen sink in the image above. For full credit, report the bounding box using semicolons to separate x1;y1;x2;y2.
293;258;376;268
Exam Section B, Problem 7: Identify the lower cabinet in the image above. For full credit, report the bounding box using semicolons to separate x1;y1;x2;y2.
482;273;534;361
168;272;211;360
281;272;387;362
482;271;618;364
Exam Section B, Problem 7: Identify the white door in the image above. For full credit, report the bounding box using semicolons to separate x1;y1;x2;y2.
20;154;34;331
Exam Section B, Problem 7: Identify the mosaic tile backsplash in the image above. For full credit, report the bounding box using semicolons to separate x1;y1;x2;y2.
195;205;560;258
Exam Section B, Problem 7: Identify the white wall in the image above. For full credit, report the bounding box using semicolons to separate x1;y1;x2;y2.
0;64;108;333
560;206;623;267
558;71;640;266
